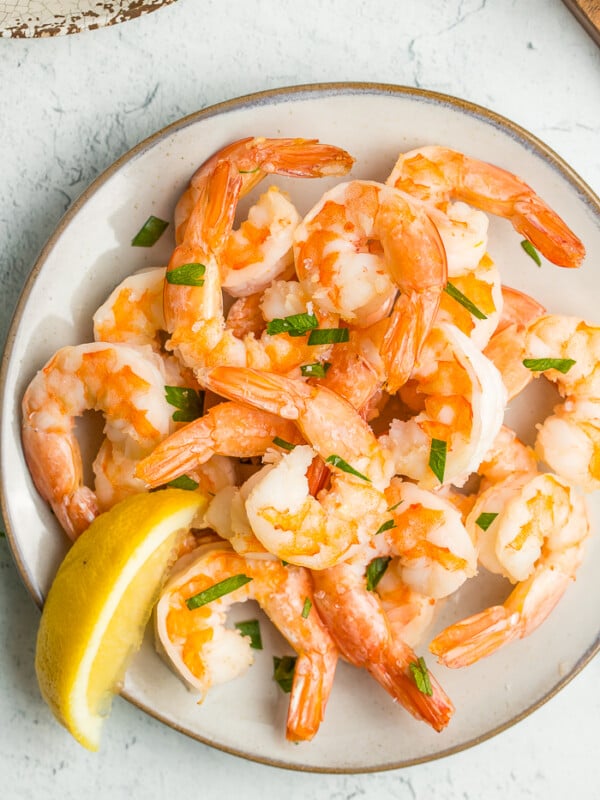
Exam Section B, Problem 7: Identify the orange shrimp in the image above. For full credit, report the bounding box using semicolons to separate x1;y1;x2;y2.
156;543;338;741
387;145;585;268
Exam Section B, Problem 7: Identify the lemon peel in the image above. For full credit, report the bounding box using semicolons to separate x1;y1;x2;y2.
35;488;207;750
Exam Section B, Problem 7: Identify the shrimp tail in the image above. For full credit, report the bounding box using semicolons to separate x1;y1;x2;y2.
511;195;585;269
197;366;308;420
429;606;521;668
136;402;303;487
286;650;338;742
134;419;216;487
381;290;441;393
367;641;454;732
196;137;356;182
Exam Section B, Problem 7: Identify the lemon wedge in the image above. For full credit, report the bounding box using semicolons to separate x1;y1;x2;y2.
35;488;207;751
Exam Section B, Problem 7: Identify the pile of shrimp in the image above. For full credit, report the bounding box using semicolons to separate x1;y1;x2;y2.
23;136;597;743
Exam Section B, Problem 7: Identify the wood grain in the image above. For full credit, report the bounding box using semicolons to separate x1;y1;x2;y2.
562;0;600;45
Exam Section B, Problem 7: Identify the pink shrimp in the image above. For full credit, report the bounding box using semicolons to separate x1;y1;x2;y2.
387;145;585;267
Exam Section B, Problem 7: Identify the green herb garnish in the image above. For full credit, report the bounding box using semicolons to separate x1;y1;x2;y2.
325;455;371;482
429;438;447;484
444;282;487;320
365;556;391;591
131;215;169;247
266;313;318;337
375;519;396;535
475;512;499;532
272;437;296;451
301;598;312;619
165;385;204;422
522;358;576;374
307;327;350;345
520;240;542;266
166;475;199;491
273;655;297;693
235;619;263;650
186;574;252;610
387;500;403;512
166;263;206;286
300;362;331;378
409;656;433;696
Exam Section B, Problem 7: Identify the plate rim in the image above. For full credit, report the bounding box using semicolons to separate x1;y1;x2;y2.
2;81;599;772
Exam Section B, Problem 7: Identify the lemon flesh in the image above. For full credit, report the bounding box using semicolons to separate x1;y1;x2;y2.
35;488;207;750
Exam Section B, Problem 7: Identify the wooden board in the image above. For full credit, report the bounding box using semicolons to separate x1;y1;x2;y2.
562;0;600;45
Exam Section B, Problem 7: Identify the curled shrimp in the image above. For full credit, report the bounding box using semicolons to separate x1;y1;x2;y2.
383;478;477;599
21;343;174;539
197;365;395;491
243;444;388;569
174;136;355;243
165;161;339;374
380;322;506;489
173;137;353;300
294;179;448;389
135;400;303;488
522;315;600;491
436;253;503;350
93;267;166;350
312;555;454;732
219;185;300;297
155;543;338;742
92;265;199;390
419;200;503;349
386;145;585;268
429;431;590;668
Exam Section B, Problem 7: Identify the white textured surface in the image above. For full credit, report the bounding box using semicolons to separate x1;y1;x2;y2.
1;0;599;796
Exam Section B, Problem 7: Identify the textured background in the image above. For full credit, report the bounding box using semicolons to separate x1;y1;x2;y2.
1;1;599;797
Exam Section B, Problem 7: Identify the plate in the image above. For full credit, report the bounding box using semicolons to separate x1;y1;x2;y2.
1;83;599;772
0;0;176;38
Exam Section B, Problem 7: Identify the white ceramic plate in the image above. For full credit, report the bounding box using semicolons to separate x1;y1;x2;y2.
0;0;176;38
1;84;599;772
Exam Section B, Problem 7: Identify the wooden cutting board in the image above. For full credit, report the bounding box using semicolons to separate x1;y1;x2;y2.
562;0;600;45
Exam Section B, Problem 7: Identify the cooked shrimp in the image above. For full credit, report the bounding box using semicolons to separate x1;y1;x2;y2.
243;444;388;568
536;398;600;493
376;577;438;650
204;477;267;557
482;286;546;400
155;543;338;741
294;180;448;389
317;320;388;416
382;478;478;599
219;185;300;297
312;557;454;732
430;471;589;668
92;266;199;390
135;401;303;488
416;200;501;349
476;425;539;490
93;267;166;350
524;315;600;491
21;342;174;539
197;365;395;491
387;145;585;268
225;292;266;339
165;161;339;374
174;136;355;243
437;253;503;350
380;322;506;489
